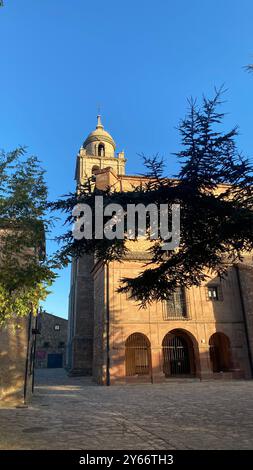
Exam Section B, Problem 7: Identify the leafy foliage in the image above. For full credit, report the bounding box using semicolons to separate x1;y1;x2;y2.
245;64;253;73
0;148;57;325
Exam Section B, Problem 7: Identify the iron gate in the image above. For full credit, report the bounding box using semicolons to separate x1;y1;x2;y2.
163;334;191;376
209;333;231;372
125;333;151;376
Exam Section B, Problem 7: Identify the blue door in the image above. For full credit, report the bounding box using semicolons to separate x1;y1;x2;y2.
47;353;63;368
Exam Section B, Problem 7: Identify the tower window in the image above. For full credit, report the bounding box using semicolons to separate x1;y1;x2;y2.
98;143;105;156
92;165;100;175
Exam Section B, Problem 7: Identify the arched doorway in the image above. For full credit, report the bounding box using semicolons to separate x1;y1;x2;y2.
125;333;151;377
162;329;196;377
209;332;232;373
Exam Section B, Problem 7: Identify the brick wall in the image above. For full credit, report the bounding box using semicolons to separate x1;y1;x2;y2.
95;257;252;383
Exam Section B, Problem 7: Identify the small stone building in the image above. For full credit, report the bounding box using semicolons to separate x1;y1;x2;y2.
0;315;36;405
67;116;253;384
35;312;68;369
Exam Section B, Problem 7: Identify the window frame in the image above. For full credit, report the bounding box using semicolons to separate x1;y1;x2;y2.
163;287;188;320
207;285;223;301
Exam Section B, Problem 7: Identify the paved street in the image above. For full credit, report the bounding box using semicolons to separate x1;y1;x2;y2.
0;369;253;450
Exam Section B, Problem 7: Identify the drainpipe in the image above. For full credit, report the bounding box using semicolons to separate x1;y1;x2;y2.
235;265;253;378
105;263;110;386
32;310;40;393
24;311;32;404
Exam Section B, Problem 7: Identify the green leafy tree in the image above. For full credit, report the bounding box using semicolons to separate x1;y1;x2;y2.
0;147;57;325
52;89;253;306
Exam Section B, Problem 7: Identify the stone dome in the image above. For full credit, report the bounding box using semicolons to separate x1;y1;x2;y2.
83;116;116;156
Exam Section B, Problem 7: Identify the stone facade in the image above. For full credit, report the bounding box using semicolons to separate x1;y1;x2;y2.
0;315;36;405
93;256;252;384
35;312;68;369
67;256;94;375
68;116;253;384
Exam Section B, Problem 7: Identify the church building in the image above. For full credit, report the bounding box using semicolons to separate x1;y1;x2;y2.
67;116;253;384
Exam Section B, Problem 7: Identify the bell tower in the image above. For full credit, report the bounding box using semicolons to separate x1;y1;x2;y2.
75;115;126;184
67;116;126;376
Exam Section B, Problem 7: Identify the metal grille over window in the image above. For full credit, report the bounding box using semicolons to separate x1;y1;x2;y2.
163;287;188;320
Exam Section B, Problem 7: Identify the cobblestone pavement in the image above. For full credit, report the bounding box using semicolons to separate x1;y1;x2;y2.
0;369;253;450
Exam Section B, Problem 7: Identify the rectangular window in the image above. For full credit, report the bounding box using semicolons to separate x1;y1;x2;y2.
208;286;219;300
163;287;187;320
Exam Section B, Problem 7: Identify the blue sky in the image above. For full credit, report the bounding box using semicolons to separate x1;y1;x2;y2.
0;0;252;318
